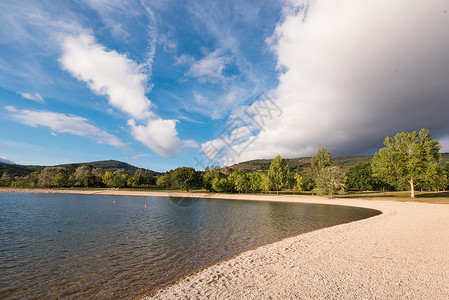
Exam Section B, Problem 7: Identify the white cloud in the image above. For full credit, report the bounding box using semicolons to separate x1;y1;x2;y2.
5;106;127;149
60;34;153;120
128;119;182;158
0;156;15;164
59;33;190;157
186;49;232;83
203;0;449;163
19;92;45;103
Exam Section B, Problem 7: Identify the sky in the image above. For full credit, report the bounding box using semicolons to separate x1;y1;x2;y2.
1;0;448;171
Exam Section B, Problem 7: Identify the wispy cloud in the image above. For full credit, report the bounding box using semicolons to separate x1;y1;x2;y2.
185;49;232;83
19;92;45;103
5;106;128;149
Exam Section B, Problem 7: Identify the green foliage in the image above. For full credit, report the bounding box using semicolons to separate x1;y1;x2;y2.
156;173;171;189
52;172;68;187
268;155;290;193
203;165;221;190
228;170;248;193
171;167;202;191
311;147;332;180
293;173;304;191
372;128;441;197
314;166;346;196
345;162;389;191
260;172;271;193
211;177;233;193
247;172;262;192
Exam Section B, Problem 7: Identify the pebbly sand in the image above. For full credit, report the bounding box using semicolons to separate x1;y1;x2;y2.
2;188;448;299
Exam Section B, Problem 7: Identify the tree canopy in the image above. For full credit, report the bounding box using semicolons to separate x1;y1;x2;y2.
371;128;441;198
268;155;289;194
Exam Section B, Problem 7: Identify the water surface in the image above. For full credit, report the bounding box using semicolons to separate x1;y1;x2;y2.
0;193;380;299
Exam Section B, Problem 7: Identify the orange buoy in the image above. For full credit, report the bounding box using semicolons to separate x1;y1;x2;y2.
113;201;116;203
145;204;148;208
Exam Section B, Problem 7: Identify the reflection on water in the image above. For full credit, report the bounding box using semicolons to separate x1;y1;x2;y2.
0;193;380;299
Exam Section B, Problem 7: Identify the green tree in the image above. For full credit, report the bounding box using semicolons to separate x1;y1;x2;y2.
268;155;290;194
102;171;114;187
421;163;449;192
52;172;68;187
171;167;202;191
229;170;248;193
156;173;171;189
314;166;346;196
260;172;271;193
311;147;332;180
294;173;304;192
1;172;12;187
211;177;232;193
345;162;379;191
203;165;221;191
371;128;441;198
38;167;61;187
247;172;262;193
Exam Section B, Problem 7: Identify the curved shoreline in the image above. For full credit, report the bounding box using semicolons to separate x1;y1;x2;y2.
2;188;448;299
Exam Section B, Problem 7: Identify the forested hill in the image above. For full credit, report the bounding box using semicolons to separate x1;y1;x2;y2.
230;153;449;175
0;160;158;178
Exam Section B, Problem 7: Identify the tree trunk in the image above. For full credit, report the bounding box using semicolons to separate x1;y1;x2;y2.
409;178;415;198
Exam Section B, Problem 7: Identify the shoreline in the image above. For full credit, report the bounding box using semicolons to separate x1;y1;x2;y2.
2;188;448;298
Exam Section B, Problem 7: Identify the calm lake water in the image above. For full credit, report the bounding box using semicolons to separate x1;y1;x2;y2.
0;193;380;299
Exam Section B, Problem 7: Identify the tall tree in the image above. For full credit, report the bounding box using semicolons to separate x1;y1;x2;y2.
371;128;441;198
268;155;289;194
311;147;332;180
314;166;346;196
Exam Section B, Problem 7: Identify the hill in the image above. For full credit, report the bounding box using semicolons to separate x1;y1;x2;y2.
230;153;449;175
1;160;159;178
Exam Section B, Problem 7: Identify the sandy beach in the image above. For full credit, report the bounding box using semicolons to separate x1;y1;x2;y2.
2;188;448;299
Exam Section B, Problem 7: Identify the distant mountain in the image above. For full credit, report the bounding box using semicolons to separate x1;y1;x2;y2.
0;160;159;178
56;160;159;176
230;153;449;176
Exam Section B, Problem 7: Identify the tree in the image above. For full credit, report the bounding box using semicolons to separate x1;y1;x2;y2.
203;165;221;191
52;172;68;187
371;128;441;198
228;170;248;193
314;166;346;196
268;155;290;194
345;162;381;191
72;165;92;187
156;173;171;188
171;167;202;191
294;173;304;192
38;167;61;187
311;147;332;180
247;172;262;193
211;177;232;193
102;171;114;187
260;172;271;193
421;163;448;192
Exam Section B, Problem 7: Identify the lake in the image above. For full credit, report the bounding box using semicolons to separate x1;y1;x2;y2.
0;193;380;299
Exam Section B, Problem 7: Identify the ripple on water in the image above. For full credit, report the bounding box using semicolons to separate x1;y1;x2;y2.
0;193;380;299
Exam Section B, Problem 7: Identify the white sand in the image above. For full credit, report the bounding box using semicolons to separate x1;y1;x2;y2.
143;195;449;299
2;188;448;299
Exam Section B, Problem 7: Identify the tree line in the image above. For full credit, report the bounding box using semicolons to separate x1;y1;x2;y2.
2;129;448;197
0;165;156;189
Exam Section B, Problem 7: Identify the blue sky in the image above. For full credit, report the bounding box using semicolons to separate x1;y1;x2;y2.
1;0;449;171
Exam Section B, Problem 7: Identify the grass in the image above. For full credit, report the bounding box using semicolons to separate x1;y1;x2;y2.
335;190;449;204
